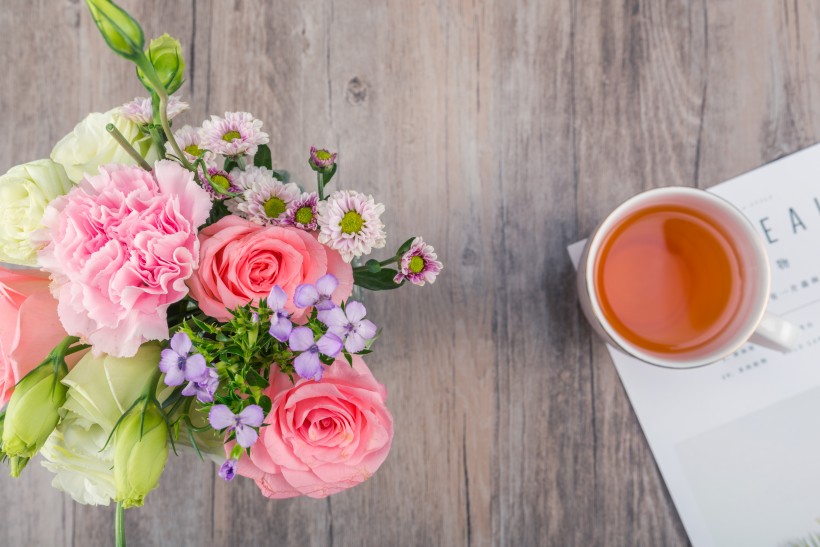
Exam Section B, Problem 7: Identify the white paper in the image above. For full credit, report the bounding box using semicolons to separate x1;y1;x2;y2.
568;144;820;547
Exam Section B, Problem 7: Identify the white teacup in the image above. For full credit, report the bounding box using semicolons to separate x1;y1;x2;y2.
576;187;800;368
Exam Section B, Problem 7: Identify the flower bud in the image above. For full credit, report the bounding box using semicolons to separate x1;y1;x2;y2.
309;146;337;173
137;34;185;95
85;0;145;61
114;404;169;508
1;364;67;463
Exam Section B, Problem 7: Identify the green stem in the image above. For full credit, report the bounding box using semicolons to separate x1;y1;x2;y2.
317;171;325;201
158;92;192;170
106;124;152;171
352;257;398;272
116;502;126;547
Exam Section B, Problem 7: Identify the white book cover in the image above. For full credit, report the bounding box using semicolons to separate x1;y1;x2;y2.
568;144;820;547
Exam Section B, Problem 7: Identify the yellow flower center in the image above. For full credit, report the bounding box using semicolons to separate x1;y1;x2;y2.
315;149;333;161
295;206;314;225
409;256;425;274
264;197;287;219
222;130;241;142
184;144;202;156
340;211;364;234
210;174;231;193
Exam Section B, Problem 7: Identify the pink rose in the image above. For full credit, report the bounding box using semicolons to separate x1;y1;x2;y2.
235;355;393;498
37;161;212;357
187;216;353;322
0;267;70;404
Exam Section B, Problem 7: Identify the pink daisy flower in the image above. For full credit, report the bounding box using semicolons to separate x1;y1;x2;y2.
394;237;443;286
201;166;240;197
283;192;319;231
317;190;386;262
168;125;216;165
199;112;269;157
120;96;189;125
227;166;300;225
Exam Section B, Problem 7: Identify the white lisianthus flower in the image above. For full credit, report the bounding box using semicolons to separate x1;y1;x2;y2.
40;345;162;506
0;159;72;266
51;108;159;183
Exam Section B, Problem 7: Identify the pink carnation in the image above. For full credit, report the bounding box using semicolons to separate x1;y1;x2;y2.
234;355;393;498
37;161;212;357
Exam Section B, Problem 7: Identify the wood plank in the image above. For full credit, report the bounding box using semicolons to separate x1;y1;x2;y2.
1;0;819;545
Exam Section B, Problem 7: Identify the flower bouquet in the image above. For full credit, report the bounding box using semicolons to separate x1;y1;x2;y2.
0;1;442;544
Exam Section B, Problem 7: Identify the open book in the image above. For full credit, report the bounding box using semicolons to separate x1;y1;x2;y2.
568;144;820;547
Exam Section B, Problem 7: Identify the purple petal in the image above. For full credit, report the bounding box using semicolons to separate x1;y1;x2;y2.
344;333;367;354
181;381;197;397
163;365;186;387
288;326;315;352
237;404;265;427
293;284;319;308
314;296;336;311
158;349;179;373
169;332;192;355
219;459;237;481
235;423;259;448
326;325;348;340
317;306;347;328
317;333;343;357
268;316;293;343
315;274;339;296
184;353;207;382
208;405;236;430
293;351;323;381
357;319;378;340
345;301;367;323
268;285;288;310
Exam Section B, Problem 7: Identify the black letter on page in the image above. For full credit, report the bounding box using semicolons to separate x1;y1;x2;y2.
789;208;807;233
760;217;778;243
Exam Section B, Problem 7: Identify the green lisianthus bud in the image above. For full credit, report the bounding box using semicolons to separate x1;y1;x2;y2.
137;34;185;95
85;0;145;61
2;364;67;463
114;405;169;508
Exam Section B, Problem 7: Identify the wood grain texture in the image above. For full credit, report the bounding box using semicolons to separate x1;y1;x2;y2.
0;0;819;545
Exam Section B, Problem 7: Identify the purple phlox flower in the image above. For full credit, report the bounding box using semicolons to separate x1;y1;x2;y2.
181;366;220;403
318;301;378;354
293;274;338;311
288;326;343;381
159;333;207;386
219;458;238;481
208;404;265;448
267;285;293;342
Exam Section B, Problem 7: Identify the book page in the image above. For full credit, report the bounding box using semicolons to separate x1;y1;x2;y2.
568;144;820;547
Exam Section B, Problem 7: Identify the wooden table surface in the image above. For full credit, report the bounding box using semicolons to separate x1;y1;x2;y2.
1;1;818;545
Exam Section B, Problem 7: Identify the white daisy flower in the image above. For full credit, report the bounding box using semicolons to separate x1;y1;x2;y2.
167;125;216;165
317;190;386;262
227;166;300;225
120;96;188;125
199;112;269;157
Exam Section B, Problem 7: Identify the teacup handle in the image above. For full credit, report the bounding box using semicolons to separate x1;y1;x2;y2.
749;312;801;352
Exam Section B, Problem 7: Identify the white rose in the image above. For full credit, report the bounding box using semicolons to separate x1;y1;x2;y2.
0;159;72;266
50;108;159;183
40;345;162;506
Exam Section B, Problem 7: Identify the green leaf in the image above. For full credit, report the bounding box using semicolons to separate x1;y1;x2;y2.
254;144;272;170
258;395;272;415
397;237;415;256
354;269;404;291
271;170;289;182
322;164;338;186
246;368;269;389
343;352;353;367
365;259;381;273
